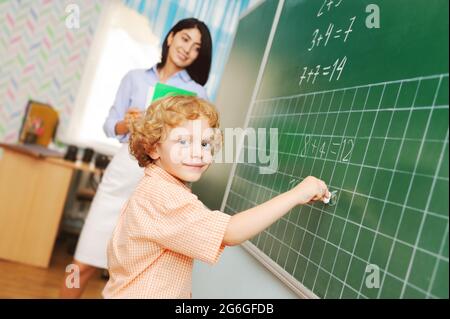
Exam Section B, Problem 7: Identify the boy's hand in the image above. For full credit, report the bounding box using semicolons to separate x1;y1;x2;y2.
292;176;330;205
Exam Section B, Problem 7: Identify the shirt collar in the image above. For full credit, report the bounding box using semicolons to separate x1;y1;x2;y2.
178;69;192;82
147;65;192;83
147;65;157;76
145;163;191;191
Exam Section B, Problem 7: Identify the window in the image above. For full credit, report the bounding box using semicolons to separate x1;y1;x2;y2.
60;1;160;155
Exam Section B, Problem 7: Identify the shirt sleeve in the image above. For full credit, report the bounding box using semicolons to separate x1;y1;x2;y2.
103;70;134;142
132;183;230;264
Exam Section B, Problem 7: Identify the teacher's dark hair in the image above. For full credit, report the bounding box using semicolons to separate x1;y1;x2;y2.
157;18;212;86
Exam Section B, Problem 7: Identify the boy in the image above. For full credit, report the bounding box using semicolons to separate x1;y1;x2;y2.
102;96;330;298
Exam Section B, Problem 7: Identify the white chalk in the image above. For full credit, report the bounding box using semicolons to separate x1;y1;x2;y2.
323;190;337;205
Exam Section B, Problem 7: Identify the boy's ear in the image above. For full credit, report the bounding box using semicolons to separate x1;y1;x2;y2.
146;145;160;161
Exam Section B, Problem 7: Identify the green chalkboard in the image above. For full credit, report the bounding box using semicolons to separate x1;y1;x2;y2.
222;0;449;298
192;0;279;210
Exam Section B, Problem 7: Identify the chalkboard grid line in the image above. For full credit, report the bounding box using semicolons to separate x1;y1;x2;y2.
287;93;328;282
255;96;296;253
225;194;441;299
252;211;371;298
282;92;335;273
280;134;447;145
227;74;448;297
312;91;356;295
320;83;374;298
231;161;449;263
266;99;285;262
269;85;364;298
368;77;425;297
367;76;432;298
427;222;449;298
241;240;319;299
274;95;301;263
293;91;335;285
398;75;446;298
262;218;440;299
246;77;448;202
279;92;335;274
247;146;449;188
226;184;441;299
227;178;444;300
255;92;315;251
286;92;319;178
261;98;281;259
297;89;345;289
254;99;281;251
279;92;322;273
287;93;319;183
250;104;448;119
274;95;302;266
226;195;363;299
231;172;448;263
265;97;291;259
253;74;448;104
258;91;315;262
341;82;419;298
310;88;355;294
339;83;389;298
289;149;446;202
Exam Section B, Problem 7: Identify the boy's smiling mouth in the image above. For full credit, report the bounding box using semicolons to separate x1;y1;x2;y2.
183;163;206;168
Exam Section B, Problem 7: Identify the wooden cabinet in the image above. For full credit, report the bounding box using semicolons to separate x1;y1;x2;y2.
0;144;102;268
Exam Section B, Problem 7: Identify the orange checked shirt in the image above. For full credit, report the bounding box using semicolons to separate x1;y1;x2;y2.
102;164;231;299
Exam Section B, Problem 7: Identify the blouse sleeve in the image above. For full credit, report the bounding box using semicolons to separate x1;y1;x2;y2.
103;70;134;142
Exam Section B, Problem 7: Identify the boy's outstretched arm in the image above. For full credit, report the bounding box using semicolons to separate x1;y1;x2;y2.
222;176;330;246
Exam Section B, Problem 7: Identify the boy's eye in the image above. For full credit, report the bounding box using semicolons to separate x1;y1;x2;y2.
178;138;190;146
201;141;211;149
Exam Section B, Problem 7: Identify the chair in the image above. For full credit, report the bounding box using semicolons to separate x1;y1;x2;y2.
19;100;59;147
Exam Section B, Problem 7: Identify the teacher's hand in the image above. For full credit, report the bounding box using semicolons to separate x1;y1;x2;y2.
124;107;143;126
114;108;143;136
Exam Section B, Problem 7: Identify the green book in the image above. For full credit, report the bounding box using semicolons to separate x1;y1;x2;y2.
147;82;197;106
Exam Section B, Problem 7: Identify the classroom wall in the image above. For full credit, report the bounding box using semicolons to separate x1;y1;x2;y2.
0;0;105;143
193;246;298;298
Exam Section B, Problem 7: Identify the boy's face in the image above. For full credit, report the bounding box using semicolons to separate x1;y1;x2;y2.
151;118;215;183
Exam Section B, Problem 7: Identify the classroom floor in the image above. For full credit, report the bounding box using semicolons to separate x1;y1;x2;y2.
0;236;106;299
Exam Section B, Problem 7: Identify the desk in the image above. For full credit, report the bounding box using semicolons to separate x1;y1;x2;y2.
0;143;101;268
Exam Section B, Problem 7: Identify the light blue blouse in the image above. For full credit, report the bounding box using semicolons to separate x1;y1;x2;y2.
103;65;208;143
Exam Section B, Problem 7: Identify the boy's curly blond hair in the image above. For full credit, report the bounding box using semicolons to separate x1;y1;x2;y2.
129;95;221;168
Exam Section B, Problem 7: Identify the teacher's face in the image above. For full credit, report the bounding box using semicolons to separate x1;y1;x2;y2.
167;27;201;69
